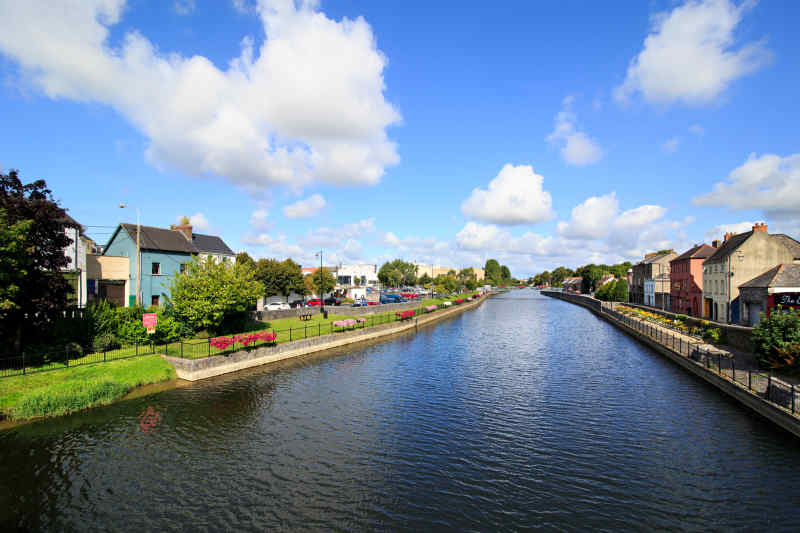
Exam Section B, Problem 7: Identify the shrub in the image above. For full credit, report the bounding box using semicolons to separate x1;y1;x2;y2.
702;328;721;344
117;320;148;345
154;314;182;343
86;300;119;339
676;314;689;321
92;333;120;352
752;307;800;370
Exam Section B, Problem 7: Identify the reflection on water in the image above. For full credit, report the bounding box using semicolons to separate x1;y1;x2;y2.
2;291;800;531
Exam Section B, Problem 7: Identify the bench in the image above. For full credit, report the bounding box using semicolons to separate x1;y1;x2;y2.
298;310;313;321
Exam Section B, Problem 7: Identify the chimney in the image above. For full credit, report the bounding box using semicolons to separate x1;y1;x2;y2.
170;223;193;241
723;232;733;242
752;222;768;233
712;240;720;248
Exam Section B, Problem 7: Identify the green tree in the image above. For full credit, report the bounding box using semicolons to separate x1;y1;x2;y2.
418;272;432;287
484;259;501;284
0;210;33;315
235;251;255;269
550;266;574;287
378;259;417;287
595;280;616;301
0;170;80;353
500;265;511;281
169;256;263;333
613;279;629;302
306;268;336;296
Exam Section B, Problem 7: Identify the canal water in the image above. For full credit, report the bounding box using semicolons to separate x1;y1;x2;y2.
2;291;799;531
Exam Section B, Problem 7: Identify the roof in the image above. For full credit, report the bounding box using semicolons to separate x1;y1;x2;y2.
705;231;753;263
115;223;234;255
642;251;676;264
739;264;800;289
672;243;716;262
772;234;800;259
192;233;234;255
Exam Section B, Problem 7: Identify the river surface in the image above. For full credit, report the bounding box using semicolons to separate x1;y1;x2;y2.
2;290;800;531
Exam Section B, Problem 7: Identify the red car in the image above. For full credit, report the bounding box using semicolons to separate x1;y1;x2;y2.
306;299;323;306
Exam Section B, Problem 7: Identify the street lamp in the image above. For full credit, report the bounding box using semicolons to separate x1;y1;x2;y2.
119;203;141;306
315;250;324;315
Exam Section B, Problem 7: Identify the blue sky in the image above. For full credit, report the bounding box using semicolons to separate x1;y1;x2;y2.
1;0;798;277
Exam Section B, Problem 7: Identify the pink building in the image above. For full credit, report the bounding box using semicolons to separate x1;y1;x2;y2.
669;243;716;316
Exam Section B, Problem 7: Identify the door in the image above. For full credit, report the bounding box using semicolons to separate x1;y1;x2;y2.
748;303;763;326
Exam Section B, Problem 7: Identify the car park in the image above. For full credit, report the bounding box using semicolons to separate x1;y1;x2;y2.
324;296;342;306
265;302;290;311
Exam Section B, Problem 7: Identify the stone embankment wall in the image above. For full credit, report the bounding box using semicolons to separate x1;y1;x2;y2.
542;290;800;440
167;294;491;381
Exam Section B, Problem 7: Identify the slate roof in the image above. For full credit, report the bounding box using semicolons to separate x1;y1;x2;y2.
641;251;676;264
739;264;800;289
192;233;234;255
117;223;233;255
705;231;753;263
772;234;800;259
673;243;716;262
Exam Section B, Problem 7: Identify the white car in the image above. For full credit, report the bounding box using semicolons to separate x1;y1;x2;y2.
265;302;290;311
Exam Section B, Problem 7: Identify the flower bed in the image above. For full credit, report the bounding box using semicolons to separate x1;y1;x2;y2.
455;299;464;304
396;310;416;321
616;305;721;342
425;305;438;313
332;318;366;330
210;330;277;352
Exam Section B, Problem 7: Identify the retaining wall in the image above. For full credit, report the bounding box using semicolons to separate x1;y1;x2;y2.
542;290;800;439
166;294;490;381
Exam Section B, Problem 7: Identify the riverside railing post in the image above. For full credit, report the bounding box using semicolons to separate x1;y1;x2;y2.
748;369;752;390
318;323;321;337
768;373;772;401
208;338;211;357
792;384;795;414
290;328;292;342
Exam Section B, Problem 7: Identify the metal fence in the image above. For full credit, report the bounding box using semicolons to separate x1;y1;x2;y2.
0;302;461;378
603;306;799;416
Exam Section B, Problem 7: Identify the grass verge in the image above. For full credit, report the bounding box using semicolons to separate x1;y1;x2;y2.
0;355;175;421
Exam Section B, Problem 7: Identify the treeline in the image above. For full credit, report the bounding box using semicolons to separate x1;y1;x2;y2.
377;258;516;292
529;261;632;301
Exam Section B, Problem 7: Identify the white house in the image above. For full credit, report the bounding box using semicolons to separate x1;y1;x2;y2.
62;215;88;307
336;264;378;287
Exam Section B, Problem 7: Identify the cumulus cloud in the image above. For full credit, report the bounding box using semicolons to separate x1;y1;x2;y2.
547;96;603;166
461;164;555;225
662;137;681;153
557;192;620;240
176;212;210;230
703;220;755;241
0;0;401;192
282;194;326;219
693;153;800;219
614;0;770;105
455;222;506;250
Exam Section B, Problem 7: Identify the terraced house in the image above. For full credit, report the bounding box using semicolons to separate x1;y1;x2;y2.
103;221;235;307
702;223;800;324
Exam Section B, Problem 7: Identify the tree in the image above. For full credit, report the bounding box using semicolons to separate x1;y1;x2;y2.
306;268;336;297
500;265;511;281
169;256;263;333
578;264;605;294
752;308;800;370
484;259;501;284
595;280;616;301
235;251;255;269
0;170;79;352
418;272;432;287
550;266;574;287
0;210;34;315
613;279;629;302
378;259;417;287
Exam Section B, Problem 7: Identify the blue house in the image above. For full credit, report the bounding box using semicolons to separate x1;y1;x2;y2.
103;222;235;307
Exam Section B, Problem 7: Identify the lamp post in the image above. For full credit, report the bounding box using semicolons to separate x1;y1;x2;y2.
315;250;324;314
119;204;141;306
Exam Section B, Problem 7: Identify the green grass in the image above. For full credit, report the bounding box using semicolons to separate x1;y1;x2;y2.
0;355;175;421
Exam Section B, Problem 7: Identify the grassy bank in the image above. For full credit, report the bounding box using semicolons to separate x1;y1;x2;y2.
0;355;175;421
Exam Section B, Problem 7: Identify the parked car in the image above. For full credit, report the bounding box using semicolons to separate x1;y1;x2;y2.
265;302;290;311
380;293;405;304
306;299;323;307
324;296;342;306
290;299;304;308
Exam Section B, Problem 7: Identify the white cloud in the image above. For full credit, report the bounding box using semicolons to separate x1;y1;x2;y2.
174;0;195;15
0;0;401;192
176;212;210;230
614;205;668;231
614;0;769;105
382;231;400;246
282;194;326;219
557;192;620;240
249;207;269;229
703;220;755;241
662;137;681;153
232;0;252;14
693;153;800;219
689;123;705;135
455;222;506;250
461;164;555;225
547;96;603;166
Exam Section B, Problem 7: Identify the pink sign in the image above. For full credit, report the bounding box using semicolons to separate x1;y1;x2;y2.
142;313;157;334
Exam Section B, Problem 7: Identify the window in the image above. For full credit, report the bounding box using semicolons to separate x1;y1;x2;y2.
151;295;160;307
152;262;161;275
180;263;187;274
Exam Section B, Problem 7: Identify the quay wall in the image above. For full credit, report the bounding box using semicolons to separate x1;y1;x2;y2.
541;290;800;440
166;294;491;381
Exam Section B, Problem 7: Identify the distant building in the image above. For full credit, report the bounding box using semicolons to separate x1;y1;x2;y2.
739;264;800;326
561;276;582;293
631;250;677;309
335;264;378;287
60;214;88;308
702;223;800;323
598;273;616;287
669;243;716;317
103;222;235;307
